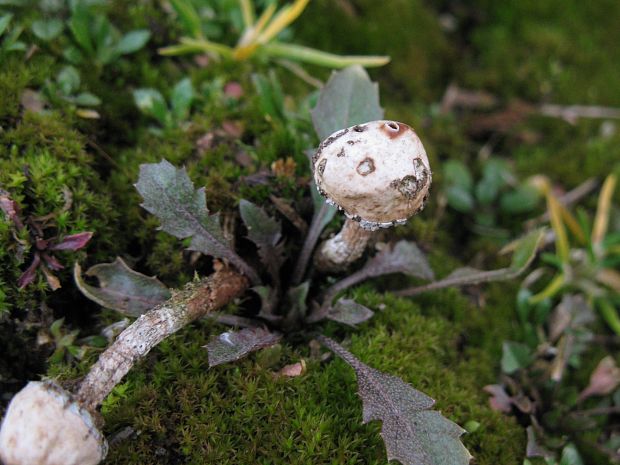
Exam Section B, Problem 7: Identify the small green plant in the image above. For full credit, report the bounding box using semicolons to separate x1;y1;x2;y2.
64;0;150;67
443;158;542;236
487;175;620;463
0;13;25;59
42;65;101;118
159;0;389;74
133;78;196;133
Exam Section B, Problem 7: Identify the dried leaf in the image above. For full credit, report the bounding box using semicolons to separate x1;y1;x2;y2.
135;160;258;283
578;356;620;402
318;336;471;465
18;254;41;289
41;265;61;291
239;199;285;283
50;232;93;251
74;259;171;317
275;360;306;378
311;65;383;140
327;299;374;327
206;328;282;367
0;188;24;229
483;384;512;413
397;229;544;297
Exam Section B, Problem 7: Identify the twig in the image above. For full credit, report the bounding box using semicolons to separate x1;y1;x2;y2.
76;267;249;412
539;104;620;124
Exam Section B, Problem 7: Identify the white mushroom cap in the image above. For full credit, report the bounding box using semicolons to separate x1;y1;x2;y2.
0;381;107;465
313;120;431;230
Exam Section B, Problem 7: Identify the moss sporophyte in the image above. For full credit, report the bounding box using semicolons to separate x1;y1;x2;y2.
0;67;543;465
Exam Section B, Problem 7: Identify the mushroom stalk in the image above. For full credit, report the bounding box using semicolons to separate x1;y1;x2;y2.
314;218;374;272
0;266;249;465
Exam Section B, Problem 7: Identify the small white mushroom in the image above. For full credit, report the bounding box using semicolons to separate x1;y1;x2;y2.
0;381;107;465
313;120;431;272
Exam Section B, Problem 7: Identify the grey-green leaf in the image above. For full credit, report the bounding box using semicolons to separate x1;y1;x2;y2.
31;19;63;41
0;14;12;37
170;77;194;121
239;200;284;283
396;229;544;297
133;88;168;124
327;299;374;327
364;240;434;281
501;341;533;374
206;328;282;367
115;29;150;55
318;336;472;465
74;259;170;317
311;65;383;140
135;160;259;283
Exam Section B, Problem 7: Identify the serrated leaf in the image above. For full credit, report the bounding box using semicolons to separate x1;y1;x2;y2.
135;160;258;282
318;336;471;465
74;259;171;317
239;199;284;283
115;29;150;55
31;18;63;41
327;299;374;327
311;65;383;140
205;328;282;367
396;229;545;297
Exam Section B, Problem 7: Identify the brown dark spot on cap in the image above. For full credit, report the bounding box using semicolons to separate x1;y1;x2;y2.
391;175;420;199
381;121;411;139
337;148;345;157
356;157;375;176
317;158;327;176
353;124;366;132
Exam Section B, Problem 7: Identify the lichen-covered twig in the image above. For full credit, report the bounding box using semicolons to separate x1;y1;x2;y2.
76;265;249;411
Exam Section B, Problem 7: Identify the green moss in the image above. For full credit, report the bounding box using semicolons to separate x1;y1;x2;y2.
72;288;522;464
296;0;453;102
463;0;620;104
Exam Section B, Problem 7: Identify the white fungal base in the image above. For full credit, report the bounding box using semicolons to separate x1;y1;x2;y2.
0;381;107;465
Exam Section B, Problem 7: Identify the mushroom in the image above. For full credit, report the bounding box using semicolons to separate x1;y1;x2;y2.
0;381;106;465
0;265;249;465
312;120;431;272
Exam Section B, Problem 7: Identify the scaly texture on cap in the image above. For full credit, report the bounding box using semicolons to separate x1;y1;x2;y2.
313;121;431;230
0;381;107;465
